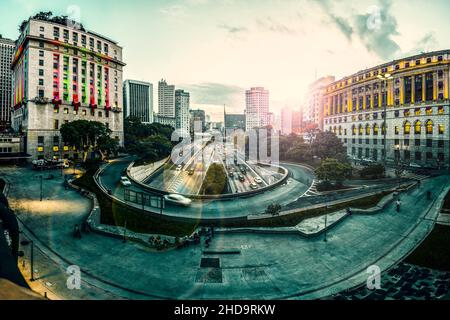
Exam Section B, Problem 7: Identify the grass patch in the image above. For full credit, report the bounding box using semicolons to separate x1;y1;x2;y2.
217;191;391;229
73;161;391;235
404;224;450;271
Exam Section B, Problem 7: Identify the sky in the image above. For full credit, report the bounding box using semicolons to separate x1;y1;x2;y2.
1;0;450;121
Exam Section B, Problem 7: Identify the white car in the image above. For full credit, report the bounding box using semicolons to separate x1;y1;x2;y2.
176;165;183;172
120;177;132;187
250;183;258;190
254;177;263;184
164;194;192;207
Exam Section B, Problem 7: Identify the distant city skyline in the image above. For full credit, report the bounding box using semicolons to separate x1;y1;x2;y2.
1;0;450;121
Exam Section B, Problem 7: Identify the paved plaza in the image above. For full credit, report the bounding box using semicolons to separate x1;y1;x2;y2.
1;164;449;300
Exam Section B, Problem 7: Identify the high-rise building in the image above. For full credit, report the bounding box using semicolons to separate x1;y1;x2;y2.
157;79;176;127
190;109;206;133
323;50;450;169
123;80;153;124
304;76;335;130
11;16;125;161
245;87;269;131
281;107;293;135
0;35;15;129
175;89;190;135
225;114;246;131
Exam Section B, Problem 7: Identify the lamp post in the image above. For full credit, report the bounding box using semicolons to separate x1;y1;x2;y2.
30;240;35;282
377;73;393;166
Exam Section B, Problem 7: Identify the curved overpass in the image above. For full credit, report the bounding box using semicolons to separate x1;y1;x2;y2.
97;158;315;220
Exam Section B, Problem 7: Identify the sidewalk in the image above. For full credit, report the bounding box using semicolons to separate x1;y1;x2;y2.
3;165;449;300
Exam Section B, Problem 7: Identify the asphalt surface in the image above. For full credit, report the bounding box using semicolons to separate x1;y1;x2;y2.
99;158;314;219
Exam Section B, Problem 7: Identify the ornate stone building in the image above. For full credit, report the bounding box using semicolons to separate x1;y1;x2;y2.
323;50;450;169
11;17;125;160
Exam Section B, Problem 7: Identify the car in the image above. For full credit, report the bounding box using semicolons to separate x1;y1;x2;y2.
176;165;183;172
229;172;234;178
120;176;132;187
164;194;192;207
238;175;245;182
250;183;258;190
188;169;195;175
254;177;263;184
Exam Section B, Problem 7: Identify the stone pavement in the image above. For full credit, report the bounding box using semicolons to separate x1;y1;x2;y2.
2;165;449;300
328;262;450;300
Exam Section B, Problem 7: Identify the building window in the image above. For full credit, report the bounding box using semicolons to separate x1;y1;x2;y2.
415;139;421;147
395;126;399;135
38;136;44;144
426;120;433;135
438;140;444;148
54;119;59;130
439;125;445;135
426;139;433;148
426;152;433;160
39;60;44;66
415;152;422;161
404;121;411;135
373;124;379;135
414;121;422;134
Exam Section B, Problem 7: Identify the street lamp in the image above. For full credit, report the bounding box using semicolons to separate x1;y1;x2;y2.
377;73;393;166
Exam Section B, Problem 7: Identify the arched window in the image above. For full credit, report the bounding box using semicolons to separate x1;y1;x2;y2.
373;123;379;135
404;121;411;135
426;120;433;135
415;120;422;134
366;124;371;135
359;124;363;135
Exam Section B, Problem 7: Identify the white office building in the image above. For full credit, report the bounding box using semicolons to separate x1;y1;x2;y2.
123;80;153;124
245;87;270;131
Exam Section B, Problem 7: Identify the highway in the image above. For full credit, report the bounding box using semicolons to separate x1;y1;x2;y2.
98;158;314;219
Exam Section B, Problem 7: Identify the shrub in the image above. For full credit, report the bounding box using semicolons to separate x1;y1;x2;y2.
359;164;385;179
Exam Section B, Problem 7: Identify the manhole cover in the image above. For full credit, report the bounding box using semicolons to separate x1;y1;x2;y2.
200;258;220;269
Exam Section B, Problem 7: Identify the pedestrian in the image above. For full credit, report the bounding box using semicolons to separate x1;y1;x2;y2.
396;199;401;213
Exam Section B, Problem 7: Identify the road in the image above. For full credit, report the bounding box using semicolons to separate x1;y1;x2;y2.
99;158;314;219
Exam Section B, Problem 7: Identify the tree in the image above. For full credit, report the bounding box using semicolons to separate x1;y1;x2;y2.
311;131;348;162
124;117;175;163
316;158;352;186
200;163;228;195
60;120;118;162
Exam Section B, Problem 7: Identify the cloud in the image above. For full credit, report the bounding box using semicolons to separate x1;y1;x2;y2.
256;16;296;35
353;0;400;60
180;83;245;107
159;5;187;18
404;32;439;57
315;0;401;60
218;24;247;34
